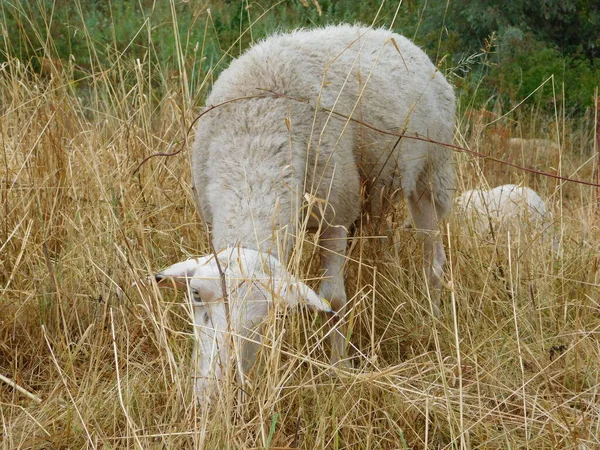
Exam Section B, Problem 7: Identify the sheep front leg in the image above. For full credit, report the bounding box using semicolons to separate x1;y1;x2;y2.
406;190;446;316
318;225;350;367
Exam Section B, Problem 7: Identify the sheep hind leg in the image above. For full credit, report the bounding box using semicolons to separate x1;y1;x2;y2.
317;225;351;368
406;188;446;316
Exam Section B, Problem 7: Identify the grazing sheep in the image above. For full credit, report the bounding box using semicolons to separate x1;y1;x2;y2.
455;184;556;248
508;138;559;153
158;24;455;399
507;138;560;169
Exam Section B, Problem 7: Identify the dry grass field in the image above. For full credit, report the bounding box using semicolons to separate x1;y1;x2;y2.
2;9;600;449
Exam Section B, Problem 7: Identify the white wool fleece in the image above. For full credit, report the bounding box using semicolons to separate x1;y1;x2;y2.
455;184;554;244
192;24;455;257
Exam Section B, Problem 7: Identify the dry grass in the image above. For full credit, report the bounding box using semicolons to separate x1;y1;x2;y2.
2;21;600;450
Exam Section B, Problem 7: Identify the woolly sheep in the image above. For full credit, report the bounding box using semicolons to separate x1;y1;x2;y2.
508;138;559;153
157;24;455;400
507;138;560;169
455;184;555;246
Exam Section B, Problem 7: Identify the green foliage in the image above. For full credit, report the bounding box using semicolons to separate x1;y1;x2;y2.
416;0;600;113
438;0;599;60
487;30;600;111
0;0;598;114
0;1;213;88
523;0;600;60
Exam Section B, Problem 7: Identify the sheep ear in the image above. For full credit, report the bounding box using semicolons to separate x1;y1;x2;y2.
276;279;333;313
155;259;201;287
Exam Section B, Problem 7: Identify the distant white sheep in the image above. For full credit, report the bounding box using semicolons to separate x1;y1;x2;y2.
158;24;455;400
507;138;560;169
455;184;556;247
508;138;559;153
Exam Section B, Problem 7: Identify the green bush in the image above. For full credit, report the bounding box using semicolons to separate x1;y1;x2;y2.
485;30;600;112
1;0;598;114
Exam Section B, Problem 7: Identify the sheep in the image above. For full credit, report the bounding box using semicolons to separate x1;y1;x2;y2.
454;184;557;249
507;138;560;169
508;138;559;153
157;24;456;400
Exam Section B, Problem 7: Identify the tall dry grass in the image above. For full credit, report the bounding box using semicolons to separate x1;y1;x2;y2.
2;10;600;450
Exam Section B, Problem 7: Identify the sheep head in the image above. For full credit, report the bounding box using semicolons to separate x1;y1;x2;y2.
154;246;332;400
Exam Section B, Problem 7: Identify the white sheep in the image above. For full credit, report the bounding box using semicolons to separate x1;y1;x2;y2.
455;184;556;247
507;138;560;168
158;24;455;400
508;138;559;153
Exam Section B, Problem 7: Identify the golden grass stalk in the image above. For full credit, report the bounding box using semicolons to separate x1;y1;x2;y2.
2;4;600;449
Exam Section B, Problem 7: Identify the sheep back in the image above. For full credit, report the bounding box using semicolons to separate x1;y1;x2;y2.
192;24;455;252
455;184;552;240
